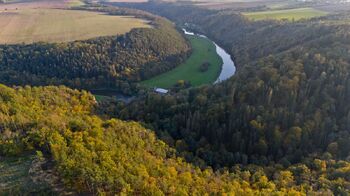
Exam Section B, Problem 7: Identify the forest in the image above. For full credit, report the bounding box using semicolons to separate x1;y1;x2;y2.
0;5;189;94
1;0;350;195
98;1;350;194
111;0;350;165
1;84;350;194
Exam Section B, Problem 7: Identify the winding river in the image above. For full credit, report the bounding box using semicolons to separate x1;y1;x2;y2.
183;29;236;83
94;29;236;102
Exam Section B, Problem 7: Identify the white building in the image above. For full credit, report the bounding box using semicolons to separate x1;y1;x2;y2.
154;88;169;94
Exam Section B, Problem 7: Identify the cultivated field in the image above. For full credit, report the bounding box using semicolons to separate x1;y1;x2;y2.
141;36;222;88
0;8;150;44
243;8;328;21
0;0;68;9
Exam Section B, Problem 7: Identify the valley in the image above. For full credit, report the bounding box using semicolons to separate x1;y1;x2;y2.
1;0;350;195
142;29;236;88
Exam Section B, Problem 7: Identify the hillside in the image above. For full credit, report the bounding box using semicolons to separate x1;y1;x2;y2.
98;2;350;194
114;0;350;163
0;84;328;195
1;0;350;195
0;4;189;94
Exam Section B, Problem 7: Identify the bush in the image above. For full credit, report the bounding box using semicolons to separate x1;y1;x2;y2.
199;62;210;72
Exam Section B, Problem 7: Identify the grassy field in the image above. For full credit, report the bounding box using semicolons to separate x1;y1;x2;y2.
0;8;150;44
243;8;328;21
67;0;85;7
141;35;222;88
94;94;110;102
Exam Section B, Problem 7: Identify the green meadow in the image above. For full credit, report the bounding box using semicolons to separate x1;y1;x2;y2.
141;35;222;88
243;8;328;21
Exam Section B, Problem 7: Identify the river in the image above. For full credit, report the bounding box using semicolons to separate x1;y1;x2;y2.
93;29;236;102
182;29;236;83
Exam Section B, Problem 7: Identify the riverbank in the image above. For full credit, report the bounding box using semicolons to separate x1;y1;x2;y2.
141;29;236;88
140;34;222;88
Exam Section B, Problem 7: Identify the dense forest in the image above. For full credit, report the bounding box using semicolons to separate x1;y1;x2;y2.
115;42;350;166
0;5;189;94
94;1;350;193
111;0;350;163
4;84;349;194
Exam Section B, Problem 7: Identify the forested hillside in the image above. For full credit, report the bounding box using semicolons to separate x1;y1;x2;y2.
96;2;350;194
117;38;350;166
113;0;350;163
2;84;341;195
114;1;342;66
2;1;350;195
0;5;189;94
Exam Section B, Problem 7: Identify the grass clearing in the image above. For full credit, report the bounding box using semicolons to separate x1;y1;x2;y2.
141;35;222;88
0;8;150;44
94;94;111;102
243;8;328;21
